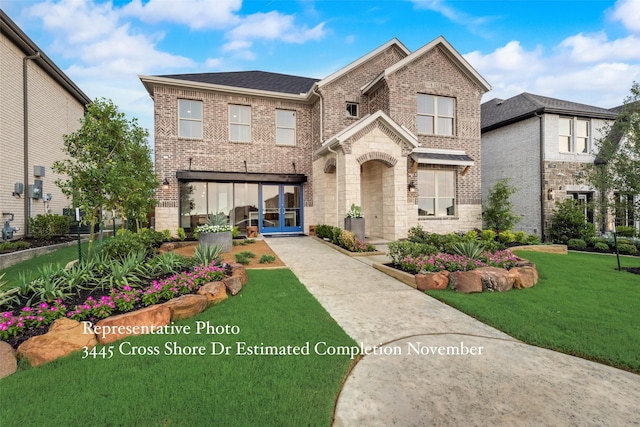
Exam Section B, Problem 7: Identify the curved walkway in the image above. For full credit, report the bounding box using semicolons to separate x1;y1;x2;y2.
265;236;640;427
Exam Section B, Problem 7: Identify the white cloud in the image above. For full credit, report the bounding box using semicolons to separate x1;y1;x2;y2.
223;11;326;52
558;32;640;62
122;0;242;30
204;57;223;69
465;41;545;77
610;0;640;33
410;0;491;35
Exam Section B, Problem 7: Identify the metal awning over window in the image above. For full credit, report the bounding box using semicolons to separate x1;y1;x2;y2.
176;170;307;183
409;148;474;166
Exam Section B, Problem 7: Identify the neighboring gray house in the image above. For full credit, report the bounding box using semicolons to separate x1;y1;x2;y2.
481;93;617;240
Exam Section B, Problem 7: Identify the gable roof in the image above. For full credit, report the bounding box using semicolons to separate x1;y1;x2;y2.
317;110;418;155
362;36;491;94
317;38;411;89
0;10;91;107
482;92;617;132
157;71;319;95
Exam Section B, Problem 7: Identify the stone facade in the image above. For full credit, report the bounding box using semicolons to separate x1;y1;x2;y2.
1;13;90;238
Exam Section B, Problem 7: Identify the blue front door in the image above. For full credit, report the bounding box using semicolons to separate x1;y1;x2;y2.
259;184;303;233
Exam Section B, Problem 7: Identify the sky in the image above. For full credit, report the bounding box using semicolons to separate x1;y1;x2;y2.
2;0;640;146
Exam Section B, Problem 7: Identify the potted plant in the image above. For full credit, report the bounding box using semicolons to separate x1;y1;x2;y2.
344;203;365;241
196;211;232;253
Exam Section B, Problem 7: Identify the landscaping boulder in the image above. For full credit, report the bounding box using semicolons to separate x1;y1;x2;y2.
415;271;449;291
477;267;514;292
17;318;97;367
95;305;171;345
163;294;208;321
158;242;176;254
509;265;538;289
197;281;228;306
229;263;248;285
449;270;483;293
223;276;243;296
0;341;17;378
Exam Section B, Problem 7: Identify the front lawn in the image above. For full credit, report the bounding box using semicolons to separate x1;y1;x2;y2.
426;251;640;373
0;269;356;426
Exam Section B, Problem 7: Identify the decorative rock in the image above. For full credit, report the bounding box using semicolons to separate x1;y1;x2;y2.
0;341;17;378
229;263;248;285
17;318;97;367
95;305;171;345
509;265;538;289
477;267;514;292
163;294;209;320
223;276;243;296
415;271;450;291
449;270;483;293
158;242;176;254
197;281;228;305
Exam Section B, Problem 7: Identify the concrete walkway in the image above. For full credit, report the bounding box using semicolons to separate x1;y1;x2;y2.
265;236;640;427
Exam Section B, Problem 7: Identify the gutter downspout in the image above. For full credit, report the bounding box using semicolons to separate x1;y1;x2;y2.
23;51;40;236
535;111;545;241
312;87;339;227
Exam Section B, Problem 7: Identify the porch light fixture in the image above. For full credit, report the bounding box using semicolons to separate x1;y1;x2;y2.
547;188;554;200
162;178;170;189
408;182;417;193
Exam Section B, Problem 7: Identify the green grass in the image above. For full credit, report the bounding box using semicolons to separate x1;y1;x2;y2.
0;269;356;426
0;241;91;285
426;251;640;373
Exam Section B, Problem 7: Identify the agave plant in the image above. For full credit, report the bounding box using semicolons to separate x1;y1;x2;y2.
193;243;224;267
450;240;485;259
0;273;20;308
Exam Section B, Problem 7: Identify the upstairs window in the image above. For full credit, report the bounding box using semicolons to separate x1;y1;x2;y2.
276;109;296;146
229;105;251;143
559;117;590;153
346;102;359;118
417;94;455;136
179;99;202;139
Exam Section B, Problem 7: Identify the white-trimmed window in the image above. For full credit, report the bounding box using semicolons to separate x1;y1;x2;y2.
559;117;590;153
276;109;296;146
417;94;455;136
229;105;251;143
179;99;203;139
417;169;456;217
346;102;359;118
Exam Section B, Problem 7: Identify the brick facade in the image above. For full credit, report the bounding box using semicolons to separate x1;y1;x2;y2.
1;16;89;239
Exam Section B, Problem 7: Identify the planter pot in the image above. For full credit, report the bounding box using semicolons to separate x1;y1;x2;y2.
344;217;365;241
198;231;232;253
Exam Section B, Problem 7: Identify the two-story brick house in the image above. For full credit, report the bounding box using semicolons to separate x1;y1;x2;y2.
1;10;91;239
481;93;618;240
140;36;490;240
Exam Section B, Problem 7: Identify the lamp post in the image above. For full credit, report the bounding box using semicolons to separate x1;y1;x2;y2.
612;224;621;271
75;207;82;264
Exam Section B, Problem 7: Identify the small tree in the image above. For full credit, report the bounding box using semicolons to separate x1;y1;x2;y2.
53;98;158;256
483;178;520;233
549;199;596;244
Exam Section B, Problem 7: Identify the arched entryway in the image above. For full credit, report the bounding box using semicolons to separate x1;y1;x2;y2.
358;152;397;239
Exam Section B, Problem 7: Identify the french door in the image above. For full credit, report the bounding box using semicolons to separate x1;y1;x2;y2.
259;184;303;233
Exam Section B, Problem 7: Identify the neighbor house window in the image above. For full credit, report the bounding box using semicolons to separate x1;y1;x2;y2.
179;99;203;139
559;117;590;153
229;105;251;142
346;102;359;118
417;169;456;217
615;193;637;227
417;94;455;136
276;109;296;146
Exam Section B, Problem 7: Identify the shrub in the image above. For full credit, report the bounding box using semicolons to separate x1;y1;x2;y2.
314;224;333;239
567;238;587;250
594;242;610;252
176;227;186;241
549;199;596;244
331;227;342;246
259;254;276;264
101;230;147;261
161;229;171;241
138;228;167;250
483;178;520;232
387;241;438;265
338;230;359;252
513;231;528;244
234;251;256;265
526;234;541;245
498;230;516;244
618;244;638;255
0;241;31;254
615;226;636;237
480;229;496;242
28;214;72;240
232;226;240;239
407;225;430;243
